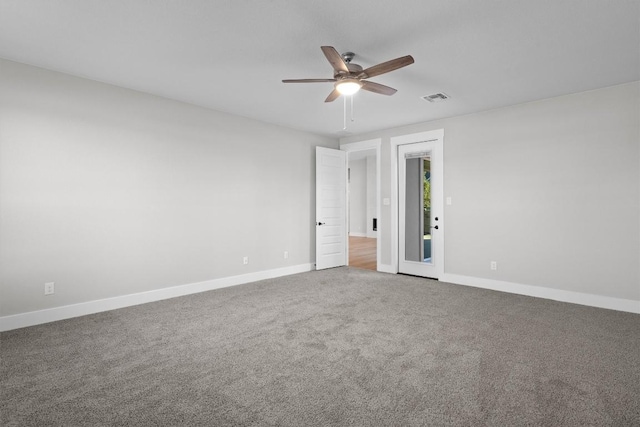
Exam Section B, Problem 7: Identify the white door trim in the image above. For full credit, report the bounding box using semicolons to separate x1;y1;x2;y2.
391;129;445;275
341;139;382;271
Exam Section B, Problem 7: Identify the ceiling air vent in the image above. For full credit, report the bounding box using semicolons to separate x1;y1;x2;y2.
421;93;450;103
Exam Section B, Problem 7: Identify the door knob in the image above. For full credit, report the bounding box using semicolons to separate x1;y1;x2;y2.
431;225;439;230
317;222;325;226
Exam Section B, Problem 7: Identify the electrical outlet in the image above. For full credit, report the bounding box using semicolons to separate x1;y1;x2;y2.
490;261;497;271
284;251;289;259
44;282;55;295
243;256;248;265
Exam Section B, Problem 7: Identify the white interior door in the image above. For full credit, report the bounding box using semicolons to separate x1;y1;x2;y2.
316;147;347;270
398;141;443;278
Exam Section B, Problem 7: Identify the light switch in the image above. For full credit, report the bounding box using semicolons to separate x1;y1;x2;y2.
383;198;390;206
446;197;452;205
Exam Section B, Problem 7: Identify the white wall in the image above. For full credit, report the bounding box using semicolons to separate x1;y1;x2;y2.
341;82;640;305
349;155;378;238
366;155;377;238
0;59;338;318
348;159;367;236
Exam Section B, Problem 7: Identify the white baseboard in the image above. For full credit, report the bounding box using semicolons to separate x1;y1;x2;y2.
349;232;367;237
440;273;640;314
0;263;313;332
377;263;396;274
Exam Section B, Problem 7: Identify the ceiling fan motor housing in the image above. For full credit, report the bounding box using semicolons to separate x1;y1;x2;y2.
333;51;363;79
334;63;363;79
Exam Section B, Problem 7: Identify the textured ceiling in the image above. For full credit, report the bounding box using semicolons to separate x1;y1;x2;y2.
1;0;638;137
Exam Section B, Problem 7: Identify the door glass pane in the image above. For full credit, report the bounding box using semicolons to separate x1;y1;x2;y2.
404;154;432;264
423;158;431;264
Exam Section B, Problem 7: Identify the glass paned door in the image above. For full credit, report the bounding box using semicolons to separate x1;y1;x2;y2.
398;141;443;279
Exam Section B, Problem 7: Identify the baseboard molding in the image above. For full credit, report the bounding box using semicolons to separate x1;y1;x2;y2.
440;273;640;314
349;232;367;237
0;263;313;332
377;264;396;274
5;265;634;332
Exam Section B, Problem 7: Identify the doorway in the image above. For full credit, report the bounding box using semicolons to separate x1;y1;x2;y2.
341;140;381;272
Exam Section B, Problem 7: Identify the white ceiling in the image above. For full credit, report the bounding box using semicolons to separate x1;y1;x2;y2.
1;1;638;138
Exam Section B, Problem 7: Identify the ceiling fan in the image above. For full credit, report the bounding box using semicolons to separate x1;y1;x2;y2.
282;46;414;102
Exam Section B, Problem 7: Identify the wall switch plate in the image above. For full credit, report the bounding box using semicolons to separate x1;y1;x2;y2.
383;198;390;206
490;261;497;271
243;257;248;265
446;197;452;205
44;282;55;295
284;251;289;259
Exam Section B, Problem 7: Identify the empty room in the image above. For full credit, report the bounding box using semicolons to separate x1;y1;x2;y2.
1;1;639;426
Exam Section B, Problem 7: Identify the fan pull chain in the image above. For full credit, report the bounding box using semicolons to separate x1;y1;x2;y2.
343;95;347;130
351;95;355;122
342;95;357;130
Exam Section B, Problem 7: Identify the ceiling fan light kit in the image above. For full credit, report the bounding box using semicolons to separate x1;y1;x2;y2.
335;78;362;95
282;46;414;103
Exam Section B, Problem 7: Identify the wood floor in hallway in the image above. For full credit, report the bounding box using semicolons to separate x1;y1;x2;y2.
349;236;377;271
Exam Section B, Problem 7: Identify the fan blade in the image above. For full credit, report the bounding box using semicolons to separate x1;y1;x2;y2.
361;81;397;96
325;88;341;102
359;55;414;79
321;46;349;73
282;79;336;83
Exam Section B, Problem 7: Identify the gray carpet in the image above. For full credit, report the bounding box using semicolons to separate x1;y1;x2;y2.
1;267;639;426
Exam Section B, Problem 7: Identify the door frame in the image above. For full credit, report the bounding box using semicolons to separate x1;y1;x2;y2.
390;129;445;275
340;139;382;271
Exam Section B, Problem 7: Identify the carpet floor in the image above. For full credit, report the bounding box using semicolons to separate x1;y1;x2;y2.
1;267;639;426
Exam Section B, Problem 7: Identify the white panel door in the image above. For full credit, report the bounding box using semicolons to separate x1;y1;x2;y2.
316;147;347;270
398;141;444;279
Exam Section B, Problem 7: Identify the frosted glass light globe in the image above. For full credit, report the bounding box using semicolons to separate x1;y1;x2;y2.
335;79;362;95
